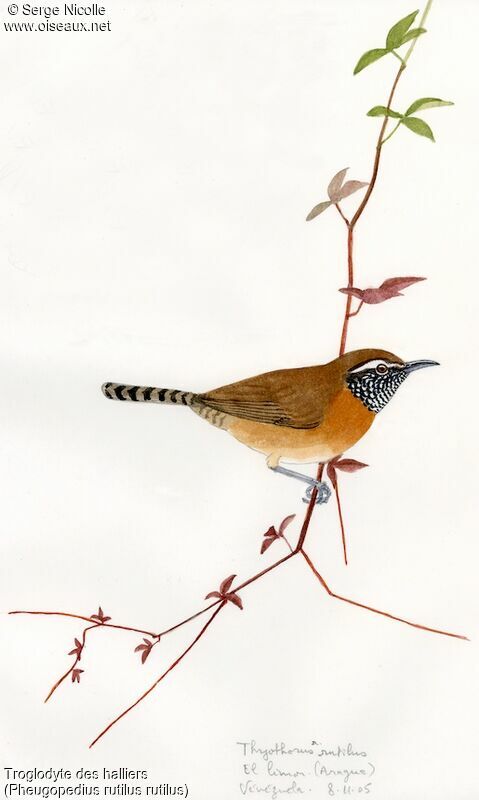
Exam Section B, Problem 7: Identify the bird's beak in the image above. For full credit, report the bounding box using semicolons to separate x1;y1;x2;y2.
404;359;440;374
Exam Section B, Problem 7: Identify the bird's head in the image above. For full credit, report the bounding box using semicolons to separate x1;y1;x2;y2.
339;348;439;414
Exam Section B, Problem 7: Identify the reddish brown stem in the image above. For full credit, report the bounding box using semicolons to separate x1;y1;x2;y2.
338;63;405;357
161;549;298;638
334;203;350;227
9;610;158;639
348;300;364;318
351;65;405;230
339;226;354;355
295;464;324;551
334;480;348;566
45;624;100;702
300;549;468;641
89;603;226;748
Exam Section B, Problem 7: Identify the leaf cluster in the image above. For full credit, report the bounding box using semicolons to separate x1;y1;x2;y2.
260;514;295;554
306;168;368;221
205;574;243;610
354;10;426;74
368;97;453;142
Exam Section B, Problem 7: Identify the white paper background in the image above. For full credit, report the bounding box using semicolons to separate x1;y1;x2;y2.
1;1;478;798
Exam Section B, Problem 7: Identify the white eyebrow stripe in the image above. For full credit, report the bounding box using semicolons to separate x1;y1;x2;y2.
349;359;402;373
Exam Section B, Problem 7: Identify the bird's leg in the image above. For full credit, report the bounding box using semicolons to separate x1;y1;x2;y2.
270;465;331;505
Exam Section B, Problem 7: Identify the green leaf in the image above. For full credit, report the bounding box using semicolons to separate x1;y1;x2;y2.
353;48;389;75
367;106;403;118
306;200;332;221
399;27;426;45
386;10;419;49
401;116;435;141
405;97;454;116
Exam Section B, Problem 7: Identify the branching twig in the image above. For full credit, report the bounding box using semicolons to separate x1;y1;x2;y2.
338;0;433;356
89;603;226;748
9;610;158;638
45;624;99;702
300;549;468;641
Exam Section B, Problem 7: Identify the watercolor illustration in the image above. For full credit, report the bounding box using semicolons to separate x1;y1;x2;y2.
11;2;468;748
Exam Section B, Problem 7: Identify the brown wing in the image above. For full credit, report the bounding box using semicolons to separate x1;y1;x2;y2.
197;364;340;429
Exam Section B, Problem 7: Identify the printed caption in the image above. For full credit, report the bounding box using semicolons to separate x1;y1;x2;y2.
2;769;187;799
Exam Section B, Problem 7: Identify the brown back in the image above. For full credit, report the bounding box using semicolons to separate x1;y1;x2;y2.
198;348;402;429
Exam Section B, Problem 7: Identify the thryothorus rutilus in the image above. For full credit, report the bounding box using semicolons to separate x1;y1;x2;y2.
102;348;438;504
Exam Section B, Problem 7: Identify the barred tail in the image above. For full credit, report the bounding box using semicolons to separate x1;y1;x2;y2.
101;382;196;405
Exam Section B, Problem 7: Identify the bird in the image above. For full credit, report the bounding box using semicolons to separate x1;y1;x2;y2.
101;348;438;503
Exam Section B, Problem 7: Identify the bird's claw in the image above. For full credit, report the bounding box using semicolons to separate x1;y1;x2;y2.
302;481;331;505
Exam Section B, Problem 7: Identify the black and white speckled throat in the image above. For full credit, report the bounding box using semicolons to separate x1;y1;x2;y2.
346;369;408;413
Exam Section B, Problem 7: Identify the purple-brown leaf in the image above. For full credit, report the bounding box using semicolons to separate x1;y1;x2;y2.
220;574;236;595
72;668;84;683
260;536;277;555
335;458;368;473
380;276;425;291
226;592;243;610
263;525;278;539
68;638;83;658
340;276;425;305
134;638;154;664
205;590;222;600
338;287;365;300
278;514;296;536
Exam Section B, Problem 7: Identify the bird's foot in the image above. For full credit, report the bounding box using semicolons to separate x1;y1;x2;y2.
302;481;331;505
269;465;331;505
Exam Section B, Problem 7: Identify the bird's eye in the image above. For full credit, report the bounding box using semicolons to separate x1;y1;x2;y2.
376;364;388;375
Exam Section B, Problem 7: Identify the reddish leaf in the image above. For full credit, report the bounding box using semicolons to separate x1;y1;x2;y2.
380;276;425;291
362;287;397;303
338;287;365;300
260;536;277;555
263;525;278;539
278;514;296;536
72;668;84;684
68;638;83;658
335;459;368;473
205;590;222;600
220;574;236;595
134;638;154;664
226;592;243;610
